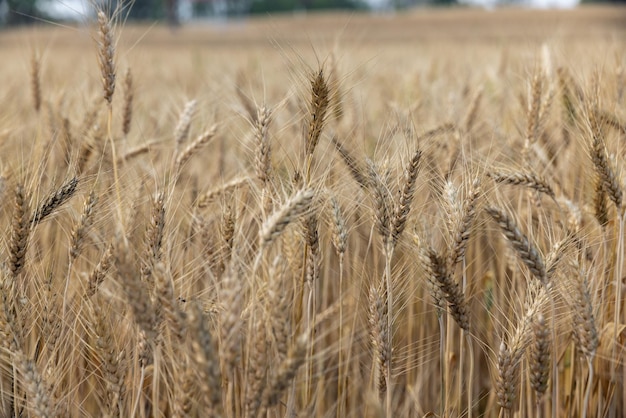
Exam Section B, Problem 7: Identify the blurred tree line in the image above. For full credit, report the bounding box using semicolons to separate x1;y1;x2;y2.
2;0;38;24
1;0;365;25
1;0;625;26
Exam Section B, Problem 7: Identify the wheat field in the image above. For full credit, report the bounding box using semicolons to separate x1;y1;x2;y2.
0;5;626;417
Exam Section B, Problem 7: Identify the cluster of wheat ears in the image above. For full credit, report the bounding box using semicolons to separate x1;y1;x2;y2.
0;6;625;418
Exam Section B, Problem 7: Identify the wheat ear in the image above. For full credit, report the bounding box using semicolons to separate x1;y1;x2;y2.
497;283;547;412
589;112;623;210
526;72;543;146
391;148;422;246
122;67;133;137
486;206;548;284
367;160;392;244
141;191;166;284
463;87;483;133
188;301;222;415
448;179;481;269
196;177;249;209
97;10;116;105
85;244;114;298
305;68;330;159
175;125;218;172
329;196;347;256
9;184;30;279
530;313;550;405
30;51;41;113
69;191;98;261
174;99;197;150
488;171;555;199
255;104;273;187
31;177;78;226
262;334;308;411
16;352;54;418
246;315;267;418
369;283;390;398
153;262;185;342
330;135;369;189
259;188;314;249
118;140;160;163
93;305;126;416
420;246;470;331
115;244;156;346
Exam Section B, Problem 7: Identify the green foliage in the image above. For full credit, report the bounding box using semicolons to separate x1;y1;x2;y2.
4;0;42;25
249;0;367;14
114;0;164;20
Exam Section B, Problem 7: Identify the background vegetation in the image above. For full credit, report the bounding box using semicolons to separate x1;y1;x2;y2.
3;0;624;27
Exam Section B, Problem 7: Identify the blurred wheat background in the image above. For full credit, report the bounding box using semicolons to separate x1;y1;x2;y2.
0;4;625;417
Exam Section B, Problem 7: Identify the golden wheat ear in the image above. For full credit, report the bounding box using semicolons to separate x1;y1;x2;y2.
261;334;308;412
529;313;550;401
305;68;330;159
121;68;133;137
368;283;390;399
259;188;314;250
9;183;30;279
69;190;98;262
254;105;273;187
391;147;422;246
97;10;116;106
330;135;369;190
31;177;79;226
174;99;197;150
486;206;548;285
174;125;218;173
420;246;470;332
30;52;41;114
